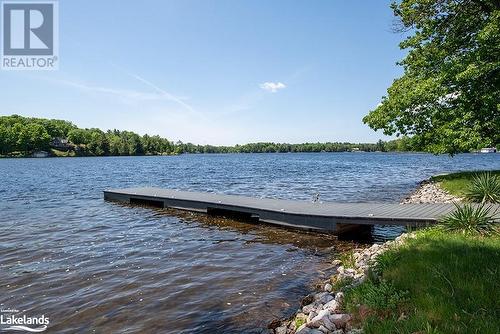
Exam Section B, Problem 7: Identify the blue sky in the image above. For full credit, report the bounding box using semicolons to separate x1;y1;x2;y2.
1;0;406;145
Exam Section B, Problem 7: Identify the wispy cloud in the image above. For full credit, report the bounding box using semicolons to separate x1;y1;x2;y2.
50;79;168;101
45;66;198;116
259;82;286;93
118;70;197;114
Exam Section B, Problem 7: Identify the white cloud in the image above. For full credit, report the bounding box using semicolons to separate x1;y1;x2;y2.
259;81;286;93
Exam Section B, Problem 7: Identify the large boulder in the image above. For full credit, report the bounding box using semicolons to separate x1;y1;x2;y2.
308;309;336;331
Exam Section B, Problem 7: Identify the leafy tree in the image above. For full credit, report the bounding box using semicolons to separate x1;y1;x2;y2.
19;123;50;152
67;128;91;145
363;0;500;154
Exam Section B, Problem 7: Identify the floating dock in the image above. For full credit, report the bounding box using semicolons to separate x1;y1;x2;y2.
102;187;498;233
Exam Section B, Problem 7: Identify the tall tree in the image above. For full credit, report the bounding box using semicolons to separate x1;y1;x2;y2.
363;0;500;154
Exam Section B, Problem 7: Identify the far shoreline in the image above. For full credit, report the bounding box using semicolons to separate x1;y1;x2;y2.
1;150;496;160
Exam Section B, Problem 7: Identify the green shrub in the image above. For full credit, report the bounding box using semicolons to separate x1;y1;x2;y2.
345;279;408;314
440;203;498;236
465;172;500;203
331;275;354;291
294;317;305;329
339;250;356;268
373;250;400;277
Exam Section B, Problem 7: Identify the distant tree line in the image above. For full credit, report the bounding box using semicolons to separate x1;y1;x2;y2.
176;138;417;154
0;115;419;157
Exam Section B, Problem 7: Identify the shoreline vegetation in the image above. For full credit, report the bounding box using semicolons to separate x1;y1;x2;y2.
272;171;500;334
0;115;472;159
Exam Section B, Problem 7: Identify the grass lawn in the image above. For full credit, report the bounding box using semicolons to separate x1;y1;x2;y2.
431;170;500;197
345;228;500;333
50;148;77;157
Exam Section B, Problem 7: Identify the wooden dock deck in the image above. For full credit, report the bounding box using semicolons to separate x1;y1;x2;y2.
103;187;499;233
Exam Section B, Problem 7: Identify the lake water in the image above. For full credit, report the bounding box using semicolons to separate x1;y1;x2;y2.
1;153;498;333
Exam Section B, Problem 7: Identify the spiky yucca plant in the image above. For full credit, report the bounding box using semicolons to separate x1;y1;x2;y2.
465;172;500;203
440;203;498;236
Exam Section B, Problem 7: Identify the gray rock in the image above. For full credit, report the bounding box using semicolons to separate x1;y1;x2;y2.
314;292;329;301
296;312;307;322
275;325;287;334
315;292;333;304
334;292;344;304
302;303;318;314
345;268;356;275
346;329;363;334
307;310;318;323
330;313;351;329
308;309;336;331
295;324;308;334
324;283;333;292
323;299;339;312
296;324;323;334
317;325;329;334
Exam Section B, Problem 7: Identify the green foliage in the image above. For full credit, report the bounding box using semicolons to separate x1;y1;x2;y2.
294;317;305;329
465;172;500;203
0;115;173;157
331;275;354;291
339;250;356;268
363;0;500;154
431;170;500;196
440;203;499;236
347;228;500;333
345;279;408;314
0;115;420;157
372;249;400;277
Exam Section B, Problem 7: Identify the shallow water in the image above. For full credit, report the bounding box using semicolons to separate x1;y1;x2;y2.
0;153;498;333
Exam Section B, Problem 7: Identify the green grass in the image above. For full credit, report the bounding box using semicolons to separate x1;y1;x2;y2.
294;317;305;329
431;170;500;197
50;148;76;157
344;228;500;333
339;250;356;268
331;275;355;291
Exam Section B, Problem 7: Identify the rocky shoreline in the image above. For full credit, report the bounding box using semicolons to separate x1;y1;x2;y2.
269;178;459;334
270;233;417;334
400;179;461;204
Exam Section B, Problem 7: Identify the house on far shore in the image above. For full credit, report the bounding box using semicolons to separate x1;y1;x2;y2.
32;151;49;158
480;147;497;153
50;137;72;150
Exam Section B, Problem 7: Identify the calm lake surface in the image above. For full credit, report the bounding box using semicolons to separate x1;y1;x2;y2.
1;153;499;333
